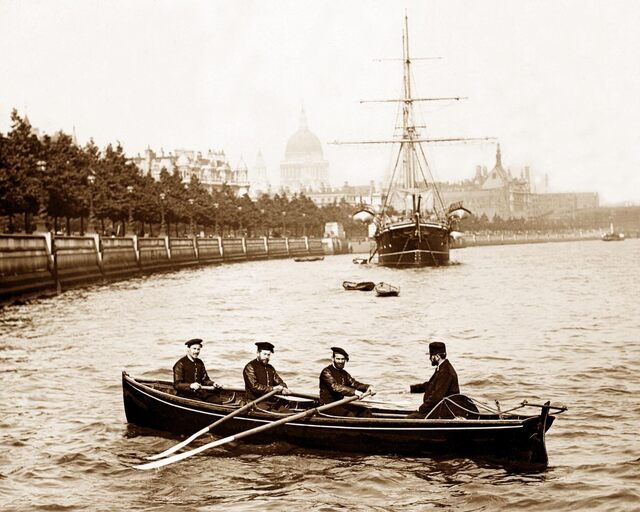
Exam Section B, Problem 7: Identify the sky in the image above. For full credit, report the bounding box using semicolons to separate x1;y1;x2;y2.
1;0;639;205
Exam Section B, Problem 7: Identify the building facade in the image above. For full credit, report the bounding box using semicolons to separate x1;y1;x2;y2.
249;150;271;198
131;147;249;196
438;144;598;220
280;109;329;194
440;145;531;219
305;181;383;208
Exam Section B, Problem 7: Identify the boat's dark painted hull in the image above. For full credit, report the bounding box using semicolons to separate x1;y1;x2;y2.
376;222;450;267
343;281;375;291
123;373;554;465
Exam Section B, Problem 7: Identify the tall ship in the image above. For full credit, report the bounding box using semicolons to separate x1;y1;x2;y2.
346;16;489;267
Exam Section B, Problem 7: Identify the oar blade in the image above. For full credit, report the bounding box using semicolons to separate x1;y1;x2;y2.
145;426;209;461
135;435;234;470
142;388;281;462
134;390;371;470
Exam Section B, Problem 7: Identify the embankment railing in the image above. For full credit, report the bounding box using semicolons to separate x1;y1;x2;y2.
0;234;325;303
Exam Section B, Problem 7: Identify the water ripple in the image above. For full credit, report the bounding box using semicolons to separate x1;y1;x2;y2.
0;240;639;511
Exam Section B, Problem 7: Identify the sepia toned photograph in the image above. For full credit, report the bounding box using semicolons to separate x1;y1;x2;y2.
1;1;638;510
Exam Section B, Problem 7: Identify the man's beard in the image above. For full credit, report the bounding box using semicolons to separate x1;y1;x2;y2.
334;361;345;369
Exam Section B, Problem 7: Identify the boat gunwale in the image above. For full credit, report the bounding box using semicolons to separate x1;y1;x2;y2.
124;373;543;428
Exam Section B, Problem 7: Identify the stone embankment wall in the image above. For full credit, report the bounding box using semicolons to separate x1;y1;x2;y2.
349;231;607;254
455;230;603;248
0;234;325;304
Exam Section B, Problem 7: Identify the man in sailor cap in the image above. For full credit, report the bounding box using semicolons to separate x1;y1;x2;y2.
173;338;222;402
243;341;290;402
318;346;375;417
407;341;460;419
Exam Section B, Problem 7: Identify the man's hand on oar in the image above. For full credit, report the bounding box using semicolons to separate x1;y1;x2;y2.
145;388;280;461
134;390;372;470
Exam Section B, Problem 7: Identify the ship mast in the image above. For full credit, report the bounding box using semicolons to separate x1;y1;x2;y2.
402;14;416;193
330;15;494;220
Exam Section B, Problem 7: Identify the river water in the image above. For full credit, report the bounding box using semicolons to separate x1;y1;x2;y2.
1;240;639;511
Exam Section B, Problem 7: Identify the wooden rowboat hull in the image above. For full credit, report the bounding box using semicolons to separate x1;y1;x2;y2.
123;373;556;466
343;281;376;291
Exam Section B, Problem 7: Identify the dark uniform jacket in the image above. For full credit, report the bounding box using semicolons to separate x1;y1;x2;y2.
410;358;459;414
243;359;286;401
319;364;369;404
173;355;214;395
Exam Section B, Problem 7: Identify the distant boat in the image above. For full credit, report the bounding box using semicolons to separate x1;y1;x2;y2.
340;16;484;267
343;281;376;291
375;282;400;297
353;257;369;264
293;256;325;262
602;223;625;242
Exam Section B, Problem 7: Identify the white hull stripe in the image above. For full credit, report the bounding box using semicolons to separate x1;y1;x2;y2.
382;223;448;232
380;249;449;257
130;384;525;432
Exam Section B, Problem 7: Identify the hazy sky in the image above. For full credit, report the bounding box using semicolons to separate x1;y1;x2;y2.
1;0;639;204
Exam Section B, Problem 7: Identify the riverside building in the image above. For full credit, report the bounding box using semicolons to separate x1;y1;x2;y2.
440;145;599;220
131;147;249;196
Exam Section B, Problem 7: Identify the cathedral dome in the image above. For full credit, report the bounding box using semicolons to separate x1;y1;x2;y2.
284;109;324;159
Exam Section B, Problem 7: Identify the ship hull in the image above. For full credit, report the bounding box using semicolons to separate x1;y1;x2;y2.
376;222;450;267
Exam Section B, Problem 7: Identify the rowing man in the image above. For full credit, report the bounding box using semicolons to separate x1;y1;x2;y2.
243;342;290;403
319;347;375;417
173;338;222;402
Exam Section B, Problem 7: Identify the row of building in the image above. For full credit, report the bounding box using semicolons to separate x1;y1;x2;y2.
129;109;599;220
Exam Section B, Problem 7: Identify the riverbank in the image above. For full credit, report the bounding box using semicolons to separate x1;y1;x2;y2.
455;229;607;247
0;233;334;305
348;230;625;254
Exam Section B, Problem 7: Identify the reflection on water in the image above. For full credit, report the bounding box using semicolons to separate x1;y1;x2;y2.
1;239;639;511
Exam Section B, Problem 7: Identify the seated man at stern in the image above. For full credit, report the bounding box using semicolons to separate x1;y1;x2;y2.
319;346;375;417
407;341;459;419
173;338;222;402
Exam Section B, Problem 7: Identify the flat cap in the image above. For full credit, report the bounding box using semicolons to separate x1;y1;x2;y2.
255;341;275;353
331;346;349;361
185;338;203;347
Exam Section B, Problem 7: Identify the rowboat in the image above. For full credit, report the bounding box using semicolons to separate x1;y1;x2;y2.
352;257;369;264
293;256;325;262
375;282;400;296
342;280;376;291
123;372;566;467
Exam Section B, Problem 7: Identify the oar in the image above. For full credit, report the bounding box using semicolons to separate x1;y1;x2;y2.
145;388;281;461
368;245;378;263
134;391;371;470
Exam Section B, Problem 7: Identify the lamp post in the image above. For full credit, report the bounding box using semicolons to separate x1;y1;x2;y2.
126;185;134;235
213;202;219;236
159;192;166;235
188;198;195;236
302;212;307;236
281;211;287;236
87;172;96;233
237;205;243;237
260;208;266;236
34;160;48;233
